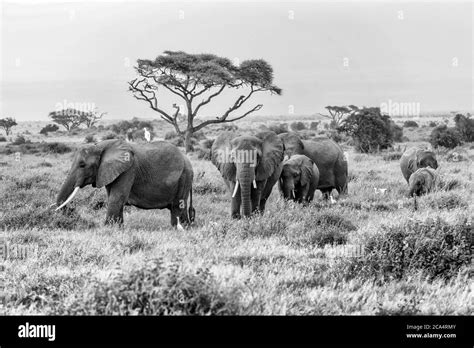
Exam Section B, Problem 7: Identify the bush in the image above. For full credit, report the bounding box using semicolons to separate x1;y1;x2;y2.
164;131;177;140
268;123;288;134
454;114;474;142
0;136;6;142
335;217;471;281
403;120;419;128
200;139;214;150
54;259;243;315
390;122;404;142
338;107;396;153
84;134;96;143
428;121;437;127
429;125;462;149
290;121;306;131
12;135;27;145
101;132;118;141
288;212;356;247
39;124;59;135
309;121;319;130
40;142;72;154
0;207;96;230
382;152;403;161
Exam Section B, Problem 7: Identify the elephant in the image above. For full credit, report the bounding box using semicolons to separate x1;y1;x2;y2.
408;167;438;197
211;131;284;218
278;132;348;198
279;154;319;204
55;139;195;227
400;147;438;183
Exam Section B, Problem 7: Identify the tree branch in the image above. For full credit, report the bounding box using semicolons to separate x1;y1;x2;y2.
192;85;226;116
193;104;262;132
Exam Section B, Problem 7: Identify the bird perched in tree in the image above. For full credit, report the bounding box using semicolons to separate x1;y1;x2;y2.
144;127;151;142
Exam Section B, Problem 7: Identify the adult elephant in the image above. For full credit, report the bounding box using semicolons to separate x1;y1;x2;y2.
279;154;319;204
278;132;348;198
211;131;284;218
55;139;194;227
400;147;438;183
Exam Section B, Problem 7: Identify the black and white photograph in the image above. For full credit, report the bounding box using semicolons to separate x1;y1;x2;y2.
0;0;472;345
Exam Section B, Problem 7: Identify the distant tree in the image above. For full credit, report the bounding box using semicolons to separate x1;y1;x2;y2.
0;117;17;135
49;109;85;131
319;105;357;129
403;120;419;128
82;108;107;128
429;125;462;149
454;113;474;142
110;118;154;135
338;106;395;153
128;51;281;152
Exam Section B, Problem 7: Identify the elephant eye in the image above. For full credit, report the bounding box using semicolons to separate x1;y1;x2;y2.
79;161;86;168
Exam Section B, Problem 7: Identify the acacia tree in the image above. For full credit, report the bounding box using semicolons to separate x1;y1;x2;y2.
318;105;357;129
49;109;85;131
82;108;106;128
128;51;282;152
0;117;17;135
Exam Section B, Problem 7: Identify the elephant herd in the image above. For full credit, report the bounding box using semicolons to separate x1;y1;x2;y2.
53;131;439;228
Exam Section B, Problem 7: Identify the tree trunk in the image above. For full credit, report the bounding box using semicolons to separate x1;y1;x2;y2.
184;129;193;153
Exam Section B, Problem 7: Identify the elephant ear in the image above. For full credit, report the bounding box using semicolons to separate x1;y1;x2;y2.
255;131;284;181
96;140;134;188
300;157;314;187
211;131;237;181
408;158;417;173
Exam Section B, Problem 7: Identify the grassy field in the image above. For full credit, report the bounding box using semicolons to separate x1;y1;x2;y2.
0;117;472;315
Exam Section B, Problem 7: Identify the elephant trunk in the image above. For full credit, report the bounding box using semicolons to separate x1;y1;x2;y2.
239;165;253;217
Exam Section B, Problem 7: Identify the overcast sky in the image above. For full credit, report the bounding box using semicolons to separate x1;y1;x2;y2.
1;0;472;121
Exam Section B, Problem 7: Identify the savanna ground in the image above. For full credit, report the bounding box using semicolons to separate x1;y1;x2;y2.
0;115;472;315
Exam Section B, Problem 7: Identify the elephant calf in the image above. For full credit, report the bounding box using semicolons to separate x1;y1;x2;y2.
408;167;439;197
279;155;319;204
55;139;195;228
400;146;438;183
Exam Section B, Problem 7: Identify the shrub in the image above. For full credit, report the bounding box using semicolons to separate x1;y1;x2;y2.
338;107;396;153
309;121;319;130
382;152;403;161
288;212;356;247
403;120;419;128
40;142;72;154
55;259;243;315
335;217;472;281
0;136;6;142
164;131;177;140
290;121;306;131
0;207;96;230
39;124;59;135
390;122;404;142
200;139;214;150
84;134;96;143
268;123;288;134
12;135;27;145
429;125;462;149
101;132;118;141
454;113;474;142
428;121;437;127
195;146;211;160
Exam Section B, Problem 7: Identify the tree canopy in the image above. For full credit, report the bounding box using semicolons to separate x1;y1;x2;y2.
128;51;281;151
0;117;17;135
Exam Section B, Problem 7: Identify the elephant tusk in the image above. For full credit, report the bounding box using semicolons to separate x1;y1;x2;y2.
55;187;80;211
253;180;257;189
232;180;239;198
292;190;296;199
176;217;184;231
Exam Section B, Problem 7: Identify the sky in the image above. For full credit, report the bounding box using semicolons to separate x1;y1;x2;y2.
1;0;472;121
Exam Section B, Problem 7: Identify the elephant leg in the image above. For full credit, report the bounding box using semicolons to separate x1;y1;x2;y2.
321;189;331;200
251;186;262;215
231;186;241;219
105;170;134;225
